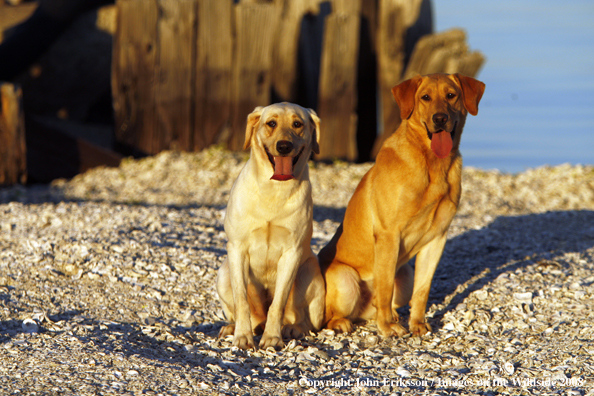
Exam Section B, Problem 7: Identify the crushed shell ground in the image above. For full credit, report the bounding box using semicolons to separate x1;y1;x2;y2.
1;148;594;395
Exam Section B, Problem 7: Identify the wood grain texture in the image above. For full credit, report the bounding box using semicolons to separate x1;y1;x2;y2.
154;0;195;152
194;0;233;150
403;28;484;80
229;3;279;151
0;83;26;185
112;0;158;154
317;12;360;161
374;0;406;157
109;0;483;162
271;0;312;102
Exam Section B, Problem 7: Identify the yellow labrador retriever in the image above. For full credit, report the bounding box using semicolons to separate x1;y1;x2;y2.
319;73;485;337
217;102;325;349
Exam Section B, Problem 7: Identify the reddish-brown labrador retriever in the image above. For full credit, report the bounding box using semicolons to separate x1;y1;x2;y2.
319;73;485;337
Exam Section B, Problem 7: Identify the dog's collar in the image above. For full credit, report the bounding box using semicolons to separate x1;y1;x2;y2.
424;121;457;141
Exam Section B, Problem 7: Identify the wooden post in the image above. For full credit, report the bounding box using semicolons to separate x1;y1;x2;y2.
450;51;485;79
194;0;233;151
355;0;378;163
229;3;279;151
154;0;196;152
373;0;434;157
0;83;27;185
271;0;320;102
317;10;360;161
403;28;484;79
331;0;361;14
111;0;159;154
374;0;406;157
108;0;483;161
0;2;38;43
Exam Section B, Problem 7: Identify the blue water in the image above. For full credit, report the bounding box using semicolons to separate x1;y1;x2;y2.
434;0;594;173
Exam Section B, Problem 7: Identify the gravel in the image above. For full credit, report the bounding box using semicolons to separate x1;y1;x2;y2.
1;148;594;395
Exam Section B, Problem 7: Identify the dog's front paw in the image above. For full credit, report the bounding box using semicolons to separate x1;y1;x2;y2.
232;334;255;350
327;318;353;333
409;320;432;336
218;323;235;338
260;334;284;350
377;321;408;338
282;324;305;339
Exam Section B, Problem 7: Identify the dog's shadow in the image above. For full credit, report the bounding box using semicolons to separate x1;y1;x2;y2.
419;209;594;328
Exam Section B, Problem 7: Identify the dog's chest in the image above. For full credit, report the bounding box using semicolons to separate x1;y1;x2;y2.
247;223;293;283
401;173;460;253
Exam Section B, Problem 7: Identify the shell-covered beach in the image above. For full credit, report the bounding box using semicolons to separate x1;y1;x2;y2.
1;148;594;395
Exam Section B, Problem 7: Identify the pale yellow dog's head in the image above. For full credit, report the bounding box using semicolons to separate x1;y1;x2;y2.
244;102;321;181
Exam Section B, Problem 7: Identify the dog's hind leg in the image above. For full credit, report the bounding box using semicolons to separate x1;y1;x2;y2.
323;262;361;333
305;257;326;332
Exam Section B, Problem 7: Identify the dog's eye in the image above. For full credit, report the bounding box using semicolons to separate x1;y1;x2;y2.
447;93;456;99
421;94;431;101
267;120;277;128
293;121;303;128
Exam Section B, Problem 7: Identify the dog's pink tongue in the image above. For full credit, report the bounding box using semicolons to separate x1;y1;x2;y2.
271;156;295;181
431;131;453;159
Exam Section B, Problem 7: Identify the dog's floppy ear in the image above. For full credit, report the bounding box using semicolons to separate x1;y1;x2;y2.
307;108;321;155
454;74;485;116
392;75;422;120
244;106;264;150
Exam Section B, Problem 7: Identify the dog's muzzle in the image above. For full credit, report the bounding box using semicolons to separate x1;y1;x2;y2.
265;145;304;181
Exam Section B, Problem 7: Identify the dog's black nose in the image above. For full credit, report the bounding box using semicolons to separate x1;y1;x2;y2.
276;140;293;155
433;113;448;125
